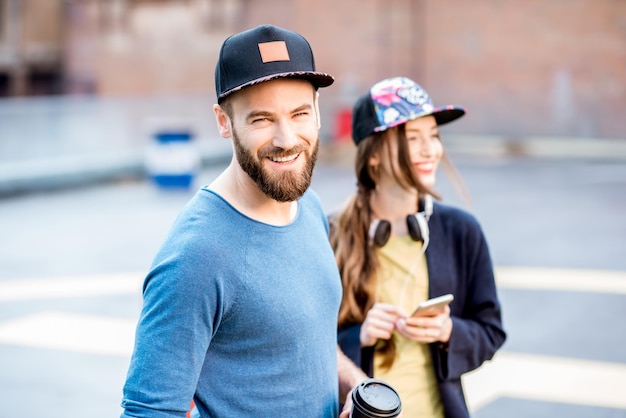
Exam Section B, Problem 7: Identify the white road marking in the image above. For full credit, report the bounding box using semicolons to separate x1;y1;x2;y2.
0;310;624;413
0;267;625;412
0;273;144;301
495;266;626;294
0;311;136;356
464;351;626;411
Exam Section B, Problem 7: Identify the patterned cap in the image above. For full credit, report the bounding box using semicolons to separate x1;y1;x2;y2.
351;77;465;144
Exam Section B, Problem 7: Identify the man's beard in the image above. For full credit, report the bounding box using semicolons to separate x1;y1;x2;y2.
232;129;319;202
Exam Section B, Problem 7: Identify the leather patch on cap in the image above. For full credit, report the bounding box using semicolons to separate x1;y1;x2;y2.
258;41;290;63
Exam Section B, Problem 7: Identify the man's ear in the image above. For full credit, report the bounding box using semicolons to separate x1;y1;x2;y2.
213;104;232;139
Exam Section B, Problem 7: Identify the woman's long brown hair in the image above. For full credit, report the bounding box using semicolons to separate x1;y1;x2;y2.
329;125;437;369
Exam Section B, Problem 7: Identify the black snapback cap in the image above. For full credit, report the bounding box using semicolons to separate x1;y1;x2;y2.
215;24;334;102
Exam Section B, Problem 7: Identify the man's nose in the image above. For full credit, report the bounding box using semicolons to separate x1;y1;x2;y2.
272;119;300;149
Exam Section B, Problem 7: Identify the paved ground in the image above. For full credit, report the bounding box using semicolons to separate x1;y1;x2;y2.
1;147;625;417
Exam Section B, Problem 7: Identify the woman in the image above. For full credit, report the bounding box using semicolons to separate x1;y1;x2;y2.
330;77;506;418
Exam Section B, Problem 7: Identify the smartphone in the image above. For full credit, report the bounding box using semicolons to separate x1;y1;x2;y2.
411;294;454;317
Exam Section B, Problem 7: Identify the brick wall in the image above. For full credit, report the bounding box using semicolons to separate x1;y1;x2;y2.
231;0;626;139
63;0;626;140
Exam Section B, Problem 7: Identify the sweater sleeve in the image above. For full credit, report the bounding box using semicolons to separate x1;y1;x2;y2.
121;197;226;417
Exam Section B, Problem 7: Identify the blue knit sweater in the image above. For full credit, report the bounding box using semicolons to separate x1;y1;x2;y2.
122;188;342;417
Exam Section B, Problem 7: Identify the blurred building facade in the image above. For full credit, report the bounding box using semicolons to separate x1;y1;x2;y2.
0;0;64;96
1;0;624;140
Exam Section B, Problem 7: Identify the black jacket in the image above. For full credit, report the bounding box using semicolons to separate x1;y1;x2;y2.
337;202;507;418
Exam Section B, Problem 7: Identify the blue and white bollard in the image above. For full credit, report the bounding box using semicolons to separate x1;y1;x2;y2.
144;126;200;189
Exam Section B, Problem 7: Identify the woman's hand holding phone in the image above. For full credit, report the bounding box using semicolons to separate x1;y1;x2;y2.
395;294;454;343
396;305;453;344
362;295;454;346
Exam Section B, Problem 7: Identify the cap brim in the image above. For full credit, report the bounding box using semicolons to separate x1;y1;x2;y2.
432;105;466;125
373;105;466;134
219;71;334;101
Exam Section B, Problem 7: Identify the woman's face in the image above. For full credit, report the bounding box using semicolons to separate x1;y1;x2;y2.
405;115;442;188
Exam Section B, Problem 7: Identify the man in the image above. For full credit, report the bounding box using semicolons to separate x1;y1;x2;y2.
121;24;366;417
